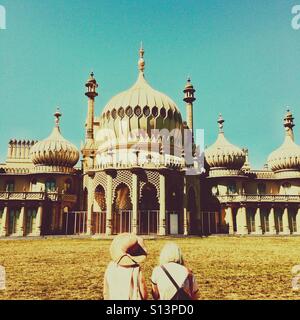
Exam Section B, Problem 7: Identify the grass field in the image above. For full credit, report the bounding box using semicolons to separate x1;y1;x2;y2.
0;236;300;300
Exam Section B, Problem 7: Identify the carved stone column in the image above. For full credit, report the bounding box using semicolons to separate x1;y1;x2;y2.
225;206;234;235
159;172;166;236
132;170;139;234
105;171;113;236
16;206;25;236
282;206;290;235
236;206;248;235
86;175;94;235
254;206;263;235
268;207;276;235
183;177;188;236
0;206;8;237
296;207;300;234
34;204;43;236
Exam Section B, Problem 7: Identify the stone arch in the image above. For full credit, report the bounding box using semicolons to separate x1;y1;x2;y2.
139;170;160;200
140;183;159;210
94;184;106;211
112;171;132;198
113;183;132;210
93;185;106;234
139;183;159;234
112;183;132;234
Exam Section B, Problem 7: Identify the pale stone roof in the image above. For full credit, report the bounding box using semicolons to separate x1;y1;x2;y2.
102;72;179;114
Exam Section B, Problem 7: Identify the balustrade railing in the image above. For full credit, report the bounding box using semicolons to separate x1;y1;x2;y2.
217;194;300;203
0;191;77;202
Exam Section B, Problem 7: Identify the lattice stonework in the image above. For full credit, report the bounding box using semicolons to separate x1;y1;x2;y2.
93;171;108;193
139;170;160;200
112;170;133;198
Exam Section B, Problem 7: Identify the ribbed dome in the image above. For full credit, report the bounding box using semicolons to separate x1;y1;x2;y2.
98;47;183;147
205;115;246;170
30;110;79;169
102;72;179;115
267;110;300;172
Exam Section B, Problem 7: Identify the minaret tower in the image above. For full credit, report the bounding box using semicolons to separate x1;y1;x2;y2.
183;77;196;136
284;108;295;141
85;72;98;142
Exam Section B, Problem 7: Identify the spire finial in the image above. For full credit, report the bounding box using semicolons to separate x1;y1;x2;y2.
218;113;224;133
138;42;145;73
54;107;62;127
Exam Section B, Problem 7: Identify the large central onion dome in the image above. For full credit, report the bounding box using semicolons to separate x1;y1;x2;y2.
30;109;79;172
267;110;300;172
205;115;246;171
97;46;183;149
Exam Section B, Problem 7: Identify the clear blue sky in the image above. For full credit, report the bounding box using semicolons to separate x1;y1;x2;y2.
1;0;300;168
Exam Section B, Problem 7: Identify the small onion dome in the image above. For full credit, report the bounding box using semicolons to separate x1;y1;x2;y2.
30;109;79;168
205;114;246;170
267;109;300;171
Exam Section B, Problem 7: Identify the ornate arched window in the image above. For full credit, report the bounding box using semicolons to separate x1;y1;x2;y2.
95;185;106;211
227;182;237;195
114;183;132;210
5;180;14;192
257;183;266;195
45;179;56;192
140;183;158;210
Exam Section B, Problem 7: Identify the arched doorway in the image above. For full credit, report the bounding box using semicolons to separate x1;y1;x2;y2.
139;183;159;234
94;185;106;234
113;183;132;234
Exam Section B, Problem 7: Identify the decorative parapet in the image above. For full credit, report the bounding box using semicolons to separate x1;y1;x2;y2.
273;170;300;179
31;166;78;174
0;166;80;175
247;170;275;179
208;168;246;178
246;170;300;180
89;155;185;171
0;167;31;174
217;194;300;203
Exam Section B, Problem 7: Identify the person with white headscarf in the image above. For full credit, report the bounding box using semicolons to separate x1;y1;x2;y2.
151;242;199;300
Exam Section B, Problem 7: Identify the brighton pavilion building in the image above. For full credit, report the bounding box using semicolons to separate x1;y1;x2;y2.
0;47;300;237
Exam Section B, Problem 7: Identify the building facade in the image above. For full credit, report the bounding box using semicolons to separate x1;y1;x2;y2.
1;47;300;237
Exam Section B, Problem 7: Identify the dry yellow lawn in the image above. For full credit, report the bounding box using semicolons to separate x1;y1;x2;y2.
0;236;300;300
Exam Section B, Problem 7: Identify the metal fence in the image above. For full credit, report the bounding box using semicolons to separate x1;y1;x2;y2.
138;210;159;235
65;211;87;235
200;211;223;235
